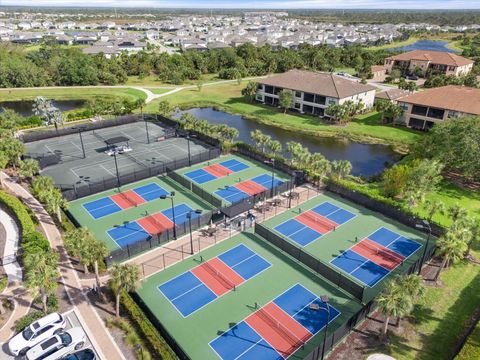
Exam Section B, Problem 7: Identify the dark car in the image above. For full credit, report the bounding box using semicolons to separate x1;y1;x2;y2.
60;348;96;360
407;75;419;80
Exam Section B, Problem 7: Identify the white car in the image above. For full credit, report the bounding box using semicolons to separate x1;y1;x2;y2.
26;327;86;360
104;145;132;156
8;312;66;356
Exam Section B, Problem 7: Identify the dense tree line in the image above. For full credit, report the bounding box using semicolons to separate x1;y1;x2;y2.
0;42;391;88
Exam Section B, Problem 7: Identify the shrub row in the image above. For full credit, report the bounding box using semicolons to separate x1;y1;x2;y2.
0;190;36;235
121;290;177;360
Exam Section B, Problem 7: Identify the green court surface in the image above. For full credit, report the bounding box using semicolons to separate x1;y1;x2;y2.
67;176;215;252
261;192;431;300
175;154;291;206
136;231;363;360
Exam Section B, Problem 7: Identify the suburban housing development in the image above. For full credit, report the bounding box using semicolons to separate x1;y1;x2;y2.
397;85;480;129
256;69;376;116
384;50;475;77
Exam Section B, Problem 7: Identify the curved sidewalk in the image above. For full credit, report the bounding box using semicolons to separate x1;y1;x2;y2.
0;172;125;360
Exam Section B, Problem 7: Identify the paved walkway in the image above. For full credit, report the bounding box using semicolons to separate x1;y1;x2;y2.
0;172;125;360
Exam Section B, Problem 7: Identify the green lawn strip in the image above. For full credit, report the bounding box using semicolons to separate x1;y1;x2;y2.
145;88;173;95
261;191;429;302
384;257;480;359
334;67;356;75
175;154;290;206
361;180;480;228
125;73;220;87
456;318;480;359
68;176;215;251
148;82;422;148
136;231;363;360
0;88;147;102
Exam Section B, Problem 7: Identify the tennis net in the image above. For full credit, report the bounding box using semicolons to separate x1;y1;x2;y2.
145;214;166;234
257;307;305;348
119;191;138;208
301;211;336;231
360;241;404;263
203;261;236;291
124;152;148;169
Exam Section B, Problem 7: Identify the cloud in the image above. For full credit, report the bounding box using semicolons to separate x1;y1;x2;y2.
2;0;480;9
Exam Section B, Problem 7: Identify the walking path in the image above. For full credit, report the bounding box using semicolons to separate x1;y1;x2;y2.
0;207;30;343
0;172;125;360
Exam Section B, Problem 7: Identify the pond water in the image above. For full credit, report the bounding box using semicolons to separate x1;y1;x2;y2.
390;39;458;53
174;107;401;177
0;100;85;117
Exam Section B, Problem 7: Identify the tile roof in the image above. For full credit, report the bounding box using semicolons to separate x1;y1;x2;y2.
258;69;376;99
386;50;473;67
375;88;411;101
398;85;480;115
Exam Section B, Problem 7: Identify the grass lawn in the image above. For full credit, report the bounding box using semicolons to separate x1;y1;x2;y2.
384;253;480;360
0;87;147;102
145;88;173;95
125;73;220;87
146;82;422;149
456;320;480;359
334;67;356;75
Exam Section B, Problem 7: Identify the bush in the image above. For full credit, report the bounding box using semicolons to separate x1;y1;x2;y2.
17;115;43;129
15;311;45;332
120;290;177;360
0;274;8;292
0;190;36;235
22;232;50;254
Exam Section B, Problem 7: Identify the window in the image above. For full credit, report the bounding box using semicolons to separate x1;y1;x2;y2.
427;107;445;119
314;95;326;105
399;103;409;111
273;87;282;95
328;99;336;105
411;105;428;116
295;91;302;98
257;84;263;90
448;110;459;118
303;92;315;103
264;85;274;94
294;103;301;109
303;104;313;114
313;107;324;116
448;66;456;71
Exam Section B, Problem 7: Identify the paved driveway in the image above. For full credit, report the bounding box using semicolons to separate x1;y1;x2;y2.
0;309;99;359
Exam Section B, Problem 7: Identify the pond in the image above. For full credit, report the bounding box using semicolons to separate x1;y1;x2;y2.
390;39;458;53
174;107;401;177
0;100;86;117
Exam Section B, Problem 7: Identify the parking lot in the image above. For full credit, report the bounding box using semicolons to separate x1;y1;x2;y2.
0;309;99;360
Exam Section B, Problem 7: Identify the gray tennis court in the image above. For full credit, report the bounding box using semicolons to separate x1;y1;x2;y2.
25;121;212;187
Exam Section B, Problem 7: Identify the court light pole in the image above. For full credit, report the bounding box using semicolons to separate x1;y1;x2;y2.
186;133;192;166
113;151;121;188
415;219;431;276
73;126;86;158
311;295;331;360
264;158;276;198
288;171;298;209
144;117;150;144
187;209;203;254
160;192;177;239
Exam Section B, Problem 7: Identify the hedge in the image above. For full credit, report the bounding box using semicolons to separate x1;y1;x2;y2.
0;190;36;235
456;320;480;359
121;290;177;360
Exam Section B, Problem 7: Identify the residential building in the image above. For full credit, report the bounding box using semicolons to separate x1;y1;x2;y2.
375;88;411;103
384;50;474;77
396;85;480;129
256;69;376;117
371;65;386;81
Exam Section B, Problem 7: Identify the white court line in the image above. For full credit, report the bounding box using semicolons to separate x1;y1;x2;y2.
170;283;204;302
100;164;116;177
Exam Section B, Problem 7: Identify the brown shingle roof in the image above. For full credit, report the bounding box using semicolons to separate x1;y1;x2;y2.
398;85;480;115
258;69;376;99
371;65;386;73
386;50;473;67
375;88;411;101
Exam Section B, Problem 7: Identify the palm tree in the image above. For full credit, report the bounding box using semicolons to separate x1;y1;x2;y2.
43;188;69;223
398;274;425;300
32;176;54;199
64;228;95;274
158;100;172;117
267;140;282;157
465;218;480;258
434;229;469;283
109;263;140;317
251;130;271;153
88;240;108;291
310;155;331;188
34;97;64;133
241;81;258;103
331;160;352;179
423;199;446;223
19;159;40;181
448;204;468;224
135;98;146;120
376;279;412;337
0;137;25;170
25;250;59;312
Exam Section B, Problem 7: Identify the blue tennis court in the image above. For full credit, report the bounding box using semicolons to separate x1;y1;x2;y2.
159;244;271;317
134;183;169;202
274;202;356;247
215;186;249;204
83;197;121;219
330;227;422;287
184;168;217;184
251;174;284;189
275;219;322;247
220;159;249;172
107;221;150;248
209;284;341;360
161;203;199;225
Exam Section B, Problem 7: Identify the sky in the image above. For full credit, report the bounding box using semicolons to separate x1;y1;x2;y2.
1;0;480;9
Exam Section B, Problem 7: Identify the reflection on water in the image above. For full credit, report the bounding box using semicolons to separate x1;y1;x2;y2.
175;107;400;177
0;100;85;117
390;39;458;53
